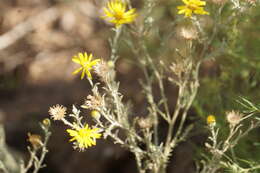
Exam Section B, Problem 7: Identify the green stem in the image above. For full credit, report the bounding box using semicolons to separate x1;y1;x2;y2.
110;27;122;61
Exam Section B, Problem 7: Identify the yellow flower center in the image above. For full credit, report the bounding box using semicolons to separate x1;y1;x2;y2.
187;4;199;10
79;129;89;138
114;12;124;20
207;115;216;125
83;62;90;67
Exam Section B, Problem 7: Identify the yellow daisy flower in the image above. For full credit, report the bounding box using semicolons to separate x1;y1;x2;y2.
67;124;102;150
102;0;137;27
207;115;216;125
72;52;100;80
177;0;209;18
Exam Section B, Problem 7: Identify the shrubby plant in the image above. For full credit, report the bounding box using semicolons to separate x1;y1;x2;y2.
47;0;259;172
0;0;259;172
199;98;260;173
50;0;259;172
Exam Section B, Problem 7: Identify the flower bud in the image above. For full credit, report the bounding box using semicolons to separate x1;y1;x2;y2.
207;115;216;126
91;110;101;121
42;118;51;127
27;133;42;149
107;61;115;68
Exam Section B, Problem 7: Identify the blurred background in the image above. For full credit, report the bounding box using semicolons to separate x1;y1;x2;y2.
0;0;260;173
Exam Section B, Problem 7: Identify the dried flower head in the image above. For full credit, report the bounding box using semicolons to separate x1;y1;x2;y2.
72;52;100;80
226;110;243;126
49;104;67;120
82;94;103;110
207;115;216;126
102;0;137;27
93;60;111;82
179;27;198;40
169;59;191;78
138;117;153;129
177;0;209;17
66;124;102;151
27;133;42;149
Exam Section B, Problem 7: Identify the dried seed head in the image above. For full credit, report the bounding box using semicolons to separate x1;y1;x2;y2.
226;110;243;126
93;60;111;82
48;104;67;120
138;117;153;129
27;133;42;149
82;94;103;110
179;27;198;40
170;62;185;77
170;59;191;78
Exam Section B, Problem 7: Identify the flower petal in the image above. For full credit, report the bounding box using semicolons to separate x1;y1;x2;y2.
72;67;83;75
81;69;86;79
89;59;100;66
86;70;92;79
72;57;81;64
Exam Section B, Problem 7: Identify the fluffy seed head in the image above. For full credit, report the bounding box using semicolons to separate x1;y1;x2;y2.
49;104;67;120
93;60;111;82
226;110;243;126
